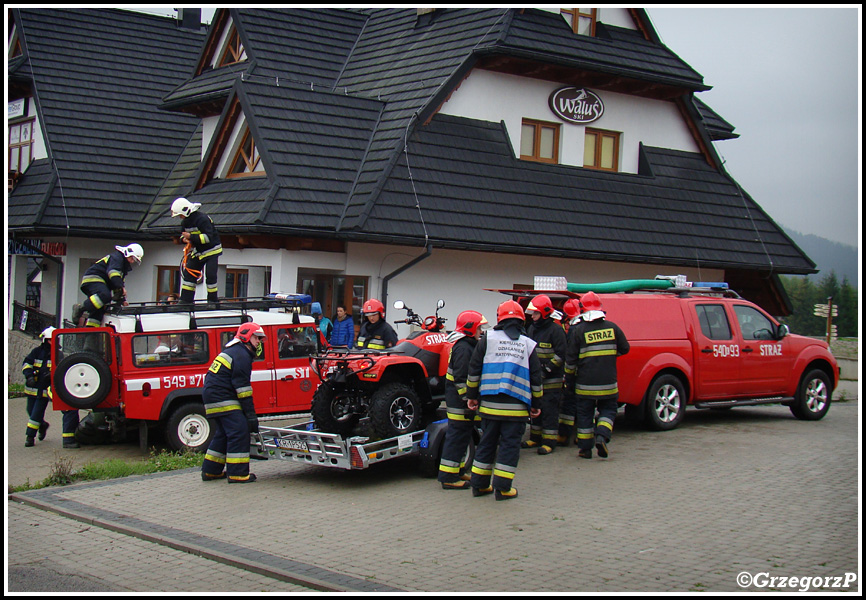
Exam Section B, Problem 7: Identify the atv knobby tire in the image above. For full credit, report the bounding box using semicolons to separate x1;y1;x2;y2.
369;383;424;439
311;383;359;435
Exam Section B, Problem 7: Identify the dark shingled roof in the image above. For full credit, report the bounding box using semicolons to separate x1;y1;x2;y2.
147;78;384;233
693;96;739;141
162;8;368;109
498;9;708;91
8;8;205;234
359;114;808;273
10;7;814;285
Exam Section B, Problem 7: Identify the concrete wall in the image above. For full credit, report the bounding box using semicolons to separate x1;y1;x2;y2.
8;330;37;386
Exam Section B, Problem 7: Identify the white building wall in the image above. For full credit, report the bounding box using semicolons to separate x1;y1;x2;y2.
35;237;719;334
50;239;354;318
202;115;219;159
440;69;698;173
347;243;720;340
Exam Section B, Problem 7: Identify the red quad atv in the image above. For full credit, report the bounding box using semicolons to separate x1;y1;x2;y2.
310;300;451;439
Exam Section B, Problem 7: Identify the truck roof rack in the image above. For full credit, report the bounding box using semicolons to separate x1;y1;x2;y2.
628;286;741;299
488;286;741;300
108;294;312;317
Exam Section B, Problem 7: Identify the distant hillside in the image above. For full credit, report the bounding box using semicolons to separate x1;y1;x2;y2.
784;228;859;287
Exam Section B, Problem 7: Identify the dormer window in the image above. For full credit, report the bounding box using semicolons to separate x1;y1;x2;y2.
218;26;245;66
227;127;264;178
561;8;597;36
9;23;22;58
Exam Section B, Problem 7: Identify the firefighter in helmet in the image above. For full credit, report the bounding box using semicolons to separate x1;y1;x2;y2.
355;298;397;350
201;322;265;483
523;294;567;455
564;292;630;459
22;327;80;448
171;197;222;304
557;298;582;445
466;300;543;500
438;310;488;489
73;244;143;327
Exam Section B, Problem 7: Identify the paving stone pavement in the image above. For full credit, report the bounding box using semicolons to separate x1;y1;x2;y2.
6;398;862;593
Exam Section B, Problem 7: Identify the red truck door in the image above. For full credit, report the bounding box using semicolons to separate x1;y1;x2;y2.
691;303;743;399
269;324;320;413
731;303;788;397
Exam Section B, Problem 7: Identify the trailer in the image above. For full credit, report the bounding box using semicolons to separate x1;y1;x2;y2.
249;417;473;477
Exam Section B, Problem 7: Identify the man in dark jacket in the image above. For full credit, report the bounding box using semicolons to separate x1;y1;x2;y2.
355;298;397;350
329;305;355;347
22;327;80;448
564;292;630;459
438;310;487;489
75;244;143;327
201;322;265;483
466;301;543;500
171;197;222;303
523;294;567;455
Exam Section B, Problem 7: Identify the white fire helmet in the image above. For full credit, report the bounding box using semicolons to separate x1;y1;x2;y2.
171;197;201;218
116;243;144;264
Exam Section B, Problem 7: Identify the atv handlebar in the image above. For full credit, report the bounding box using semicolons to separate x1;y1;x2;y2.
392;299;447;332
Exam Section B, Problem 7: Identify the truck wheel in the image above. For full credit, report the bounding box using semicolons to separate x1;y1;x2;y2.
53;353;112;409
165;402;212;452
790;369;831;421
311;384;358;435
644;374;686;431
74;412;111;445
369;383;423;439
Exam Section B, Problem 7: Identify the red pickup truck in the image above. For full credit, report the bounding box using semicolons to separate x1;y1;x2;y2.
497;286;839;431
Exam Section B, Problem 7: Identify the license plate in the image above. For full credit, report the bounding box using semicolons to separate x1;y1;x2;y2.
277;438;309;452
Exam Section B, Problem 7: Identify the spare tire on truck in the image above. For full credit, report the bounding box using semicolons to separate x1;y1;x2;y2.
53;353;112;410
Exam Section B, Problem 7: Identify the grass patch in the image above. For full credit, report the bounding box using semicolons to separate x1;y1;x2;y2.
8;383;26;398
9;448;204;494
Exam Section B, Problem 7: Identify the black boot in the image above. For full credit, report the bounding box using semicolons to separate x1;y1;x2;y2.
595;435;609;458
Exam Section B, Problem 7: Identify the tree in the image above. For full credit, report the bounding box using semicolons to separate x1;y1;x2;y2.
779;272;858;338
835;276;858;337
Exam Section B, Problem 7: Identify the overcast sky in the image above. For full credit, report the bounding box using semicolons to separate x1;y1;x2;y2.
128;6;861;248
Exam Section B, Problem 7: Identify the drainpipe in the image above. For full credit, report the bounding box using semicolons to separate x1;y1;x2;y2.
381;244;432;310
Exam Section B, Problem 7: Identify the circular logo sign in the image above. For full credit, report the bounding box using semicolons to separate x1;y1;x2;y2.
299;379;312;392
548;87;604;124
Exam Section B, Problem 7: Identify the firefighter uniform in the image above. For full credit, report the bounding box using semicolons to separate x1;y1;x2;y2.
201;341;257;482
466;318;543;498
564;312;629;457
79;249;133;327
22;339;79;447
525;316;567;453
355;318;398;350
438;334;480;486
179;209;222;303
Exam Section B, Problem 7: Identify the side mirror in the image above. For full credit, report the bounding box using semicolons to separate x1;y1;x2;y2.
776;323;789;340
437;299;445;309
393;300;405;310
